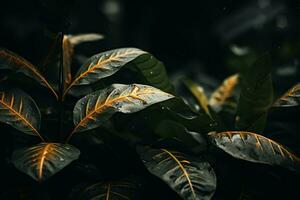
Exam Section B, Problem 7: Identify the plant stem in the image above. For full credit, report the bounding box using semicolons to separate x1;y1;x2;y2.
58;32;65;141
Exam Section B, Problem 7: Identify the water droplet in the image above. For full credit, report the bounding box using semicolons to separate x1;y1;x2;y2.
59;157;65;161
150;71;153;75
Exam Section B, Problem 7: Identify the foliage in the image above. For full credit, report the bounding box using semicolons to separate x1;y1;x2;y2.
1;33;300;200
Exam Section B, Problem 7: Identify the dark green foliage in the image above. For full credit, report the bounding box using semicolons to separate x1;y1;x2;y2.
0;33;299;200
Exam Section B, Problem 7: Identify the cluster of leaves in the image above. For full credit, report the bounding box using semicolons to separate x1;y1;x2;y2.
0;33;300;200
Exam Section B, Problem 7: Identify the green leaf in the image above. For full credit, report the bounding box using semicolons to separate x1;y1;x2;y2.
0;48;58;99
182;78;211;117
273;83;300;107
0;88;44;140
129;53;174;93
12;143;80;181
68;84;174;140
69;179;138;200
63;48;146;98
208;131;300;173
235;53;273;132
137;147;217;200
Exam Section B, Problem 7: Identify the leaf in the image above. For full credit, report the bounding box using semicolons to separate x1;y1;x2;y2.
130;53;174;93
0;88;43;140
67;33;104;46
68;84;174;140
62;33;104;92
208;131;300;172
137;147;217;200
0;48;58;99
69;179;138;200
182;78;211;117
63;48;146;98
12;143;80;181
209;74;239;109
273;83;300;107
235;53;273;132
62;35;73;92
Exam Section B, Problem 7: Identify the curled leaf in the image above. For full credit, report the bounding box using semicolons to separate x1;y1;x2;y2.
68;84;174;140
273;83;300;107
209;131;300;173
0;88;43;140
182;78;210;117
138;147;217;200
209;74;239;109
12;143;80;181
63;48;146;98
0;48;58;99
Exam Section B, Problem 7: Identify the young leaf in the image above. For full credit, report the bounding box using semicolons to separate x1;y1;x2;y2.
0;48;58;99
235;53;273;132
209;74;239;109
69;180;137;200
63;48;146;98
208;131;300;173
62;35;73;92
12;143;80;181
0;88;44;140
67;33;104;46
273;83;300;107
68;84;174;140
130;53;174;93
137;147;217;200
182;78;211;117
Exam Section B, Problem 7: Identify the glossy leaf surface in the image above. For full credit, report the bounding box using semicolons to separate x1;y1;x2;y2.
0;88;43;139
0;48;58;99
273;83;300;107
138;147;217;200
12;143;80;181
64;48;146;97
209;131;300;172
71;84;174;135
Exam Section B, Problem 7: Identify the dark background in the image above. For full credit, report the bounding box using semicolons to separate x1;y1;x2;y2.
1;0;300;83
1;0;300;199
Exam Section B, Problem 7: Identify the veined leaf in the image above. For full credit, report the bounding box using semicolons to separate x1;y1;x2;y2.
69;179;137;200
209;74;239;108
67;33;104;46
137;147;217;200
63;48;146;98
208;131;300;173
12;143;80;181
0;48;58;99
0;88;43;140
130;53;174;93
235;53;273;132
182;78;211;117
273;83;300;107
68;84;174;140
